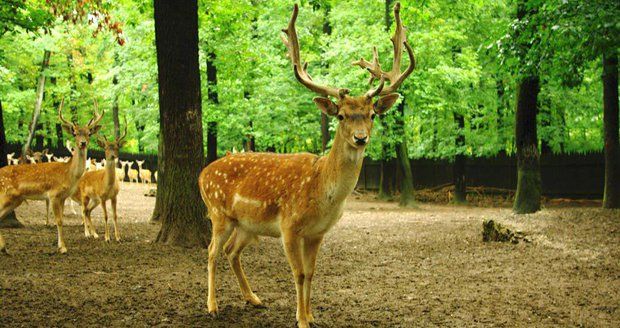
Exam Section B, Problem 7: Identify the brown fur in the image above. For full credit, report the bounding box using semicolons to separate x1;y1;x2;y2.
199;94;399;326
0;110;103;254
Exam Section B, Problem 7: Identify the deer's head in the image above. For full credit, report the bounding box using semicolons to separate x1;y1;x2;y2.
281;2;414;150
58;99;104;151
26;149;48;163
96;117;127;161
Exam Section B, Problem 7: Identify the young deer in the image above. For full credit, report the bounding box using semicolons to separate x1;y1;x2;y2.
198;3;414;327
136;160;152;184
71;123;127;242
0;100;104;253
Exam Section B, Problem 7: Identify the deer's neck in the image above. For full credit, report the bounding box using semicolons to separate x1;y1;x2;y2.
320;127;365;204
104;159;116;186
69;148;87;182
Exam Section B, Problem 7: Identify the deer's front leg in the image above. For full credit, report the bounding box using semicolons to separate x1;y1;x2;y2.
283;232;308;328
111;197;120;241
302;235;324;324
52;198;67;253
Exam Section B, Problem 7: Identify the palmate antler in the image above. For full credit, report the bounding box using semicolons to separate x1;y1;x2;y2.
352;2;416;96
281;4;351;99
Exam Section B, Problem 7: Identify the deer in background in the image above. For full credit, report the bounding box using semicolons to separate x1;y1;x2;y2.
6;153;15;165
127;162;139;183
0;100;104;253
198;3;414;327
115;159;126;182
71;121;127;241
26;149;48;164
44;152;54;162
136;160;152;184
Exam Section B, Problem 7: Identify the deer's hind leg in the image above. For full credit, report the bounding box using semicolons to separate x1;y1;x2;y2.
224;228;262;306
207;213;234;315
0;196;23;254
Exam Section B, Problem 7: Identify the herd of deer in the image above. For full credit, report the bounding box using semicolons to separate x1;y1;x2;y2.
0;4;412;328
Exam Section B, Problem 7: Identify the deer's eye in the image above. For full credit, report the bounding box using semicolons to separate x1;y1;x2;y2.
337;114;344;121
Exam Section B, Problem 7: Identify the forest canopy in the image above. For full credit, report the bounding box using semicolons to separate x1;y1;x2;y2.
0;0;614;159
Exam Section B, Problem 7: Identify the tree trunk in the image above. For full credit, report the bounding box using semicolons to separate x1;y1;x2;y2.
321;113;330;153
206;51;218;164
395;99;416;207
513;76;541;214
23;50;51;157
112;75;120;140
151;0;210;247
378;158;396;200
0;100;23;228
453;112;466;203
602;51;620;208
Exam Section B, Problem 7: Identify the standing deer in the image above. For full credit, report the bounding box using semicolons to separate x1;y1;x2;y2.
26;149;48;164
44;152;54;163
0;100;104;253
6;153;15;165
71;122;127;241
136;160;152;184
198;3;414;327
115;159;126;183
127;162;139;183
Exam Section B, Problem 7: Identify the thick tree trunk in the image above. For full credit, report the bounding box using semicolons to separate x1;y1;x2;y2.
602;51;620;208
513;76;541;214
151;0;210;247
206;51;218;164
0;100;23;228
395;99;416;207
320;113;330;153
453;112;466;203
23;50;51;156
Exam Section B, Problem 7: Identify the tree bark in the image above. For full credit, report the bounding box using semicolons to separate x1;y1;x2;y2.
378;158;396;200
453;112;466;203
602;51;620;208
112;75;120;140
395;99;416;207
0;100;23;228
513;76;541;214
320;5;332;153
151;0;210;247
206;51;218;164
23;50;51;157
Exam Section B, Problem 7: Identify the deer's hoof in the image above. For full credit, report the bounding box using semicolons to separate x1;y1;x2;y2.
58;246;67;254
245;294;263;307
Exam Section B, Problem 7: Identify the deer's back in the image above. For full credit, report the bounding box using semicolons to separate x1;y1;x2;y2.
0;162;70;197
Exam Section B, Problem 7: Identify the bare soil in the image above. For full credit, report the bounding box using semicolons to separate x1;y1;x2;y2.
1;183;619;327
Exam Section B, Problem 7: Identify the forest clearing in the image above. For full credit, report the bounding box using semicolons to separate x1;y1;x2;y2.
1;183;618;327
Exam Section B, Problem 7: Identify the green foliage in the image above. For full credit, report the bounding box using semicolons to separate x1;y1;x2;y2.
0;0;612;158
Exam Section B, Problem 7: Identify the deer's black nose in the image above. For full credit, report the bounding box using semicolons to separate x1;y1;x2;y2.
354;135;368;145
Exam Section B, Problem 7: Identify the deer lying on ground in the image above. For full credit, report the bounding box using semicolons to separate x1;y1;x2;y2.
198;3;414;327
0;100;103;253
136;160;152;184
71;122;127;242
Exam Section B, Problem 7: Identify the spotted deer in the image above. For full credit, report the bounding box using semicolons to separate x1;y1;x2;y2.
71;121;127;242
198;3;414;327
0;100;103;253
136;160;152;184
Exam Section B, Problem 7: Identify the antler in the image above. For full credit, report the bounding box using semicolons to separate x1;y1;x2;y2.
87;99;105;129
118;116;128;143
57;98;73;128
281;4;349;99
352;2;415;96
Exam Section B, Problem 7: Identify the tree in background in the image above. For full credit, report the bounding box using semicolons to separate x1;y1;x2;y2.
151;0;210;247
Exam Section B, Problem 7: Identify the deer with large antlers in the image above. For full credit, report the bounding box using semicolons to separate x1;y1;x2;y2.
71;119;127;242
0;100;104;254
198;3;414;327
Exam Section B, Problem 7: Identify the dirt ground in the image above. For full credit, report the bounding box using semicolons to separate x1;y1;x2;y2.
1;183;619;327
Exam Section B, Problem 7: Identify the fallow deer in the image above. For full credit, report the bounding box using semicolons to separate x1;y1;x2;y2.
0;100;104;253
198;3;414;327
127;162;139;183
136;160;152;184
6;153;15;165
44;152;54;162
71;122;127;242
26;149;48;164
115;159;125;183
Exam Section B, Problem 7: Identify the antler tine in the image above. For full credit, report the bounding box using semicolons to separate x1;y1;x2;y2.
352;2;415;97
87;99;105;129
365;76;385;99
118;115;128;142
281;4;349;99
57;98;73;127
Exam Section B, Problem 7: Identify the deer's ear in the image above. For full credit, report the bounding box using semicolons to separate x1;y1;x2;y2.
313;97;338;116
373;93;400;115
42;149;48;155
